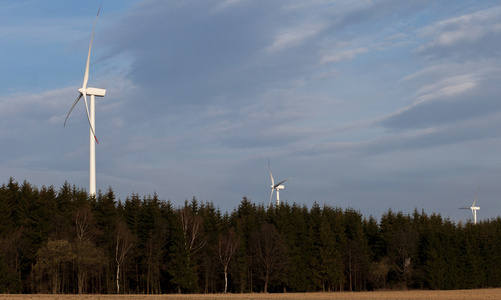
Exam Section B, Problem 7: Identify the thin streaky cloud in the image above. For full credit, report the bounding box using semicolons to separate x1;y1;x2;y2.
266;22;327;53
417;6;501;53
320;47;369;64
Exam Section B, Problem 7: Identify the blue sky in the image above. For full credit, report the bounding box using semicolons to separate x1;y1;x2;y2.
2;0;501;223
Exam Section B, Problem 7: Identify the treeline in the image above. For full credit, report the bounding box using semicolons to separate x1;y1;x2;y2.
0;178;501;294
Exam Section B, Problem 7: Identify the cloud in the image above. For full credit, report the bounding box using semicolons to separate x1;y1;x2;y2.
416;6;501;60
103;1;283;111
412;79;476;106
320;47;369;64
5;0;501;221
379;60;501;130
299;108;501;160
266;22;327;53
209;0;243;14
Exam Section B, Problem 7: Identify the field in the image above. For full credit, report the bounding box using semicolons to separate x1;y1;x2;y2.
0;289;500;300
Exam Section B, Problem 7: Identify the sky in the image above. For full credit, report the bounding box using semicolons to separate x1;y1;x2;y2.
1;0;501;223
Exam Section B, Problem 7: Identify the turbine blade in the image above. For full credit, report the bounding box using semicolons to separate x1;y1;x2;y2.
268;158;274;187
269;189;275;207
82;92;99;144
83;5;101;89
274;177;291;188
64;93;83;127
472;184;481;206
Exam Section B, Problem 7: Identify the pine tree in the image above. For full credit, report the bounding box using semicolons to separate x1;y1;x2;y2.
230;197;258;292
343;208;370;291
167;215;197;293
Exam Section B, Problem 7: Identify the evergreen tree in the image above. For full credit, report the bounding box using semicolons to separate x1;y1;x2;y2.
230;197;258;292
167;214;197;293
1;179;501;294
282;204;310;292
93;187;118;293
318;206;344;291
197;201;222;293
343;208;370;291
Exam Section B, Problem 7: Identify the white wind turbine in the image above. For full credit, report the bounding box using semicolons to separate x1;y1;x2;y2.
64;6;106;197
268;159;291;207
459;184;481;225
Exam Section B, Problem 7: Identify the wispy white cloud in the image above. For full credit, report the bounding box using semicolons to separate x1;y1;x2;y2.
266;22;327;53
320;47;369;64
417;6;501;54
410;75;477;106
0;87;71;118
209;0;242;14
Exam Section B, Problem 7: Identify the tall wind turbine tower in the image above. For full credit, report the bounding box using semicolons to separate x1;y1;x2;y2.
459;184;481;225
268;159;291;207
64;6;106;197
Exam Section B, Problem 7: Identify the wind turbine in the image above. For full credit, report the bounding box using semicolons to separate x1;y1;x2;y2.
459;184;481;225
268;159;291;207
64;6;106;197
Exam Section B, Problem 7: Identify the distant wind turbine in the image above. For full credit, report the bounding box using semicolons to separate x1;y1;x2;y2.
459;184;481;225
268;159;291;207
64;6;106;197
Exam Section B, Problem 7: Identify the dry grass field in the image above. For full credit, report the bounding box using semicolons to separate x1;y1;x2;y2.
0;289;500;300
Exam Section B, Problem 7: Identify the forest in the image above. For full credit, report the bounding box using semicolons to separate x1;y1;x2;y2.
0;178;500;294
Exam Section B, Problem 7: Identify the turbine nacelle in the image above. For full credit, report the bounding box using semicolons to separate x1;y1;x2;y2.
459;184;481;225
79;87;106;97
268;159;290;207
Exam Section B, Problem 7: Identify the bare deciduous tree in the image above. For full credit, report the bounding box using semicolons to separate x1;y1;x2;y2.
217;229;238;293
74;205;105;294
74;240;105;294
180;206;206;254
368;257;390;290
387;225;417;288
74;205;96;243
250;223;287;293
114;221;133;294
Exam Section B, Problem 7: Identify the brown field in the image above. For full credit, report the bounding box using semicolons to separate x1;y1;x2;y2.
0;289;500;300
